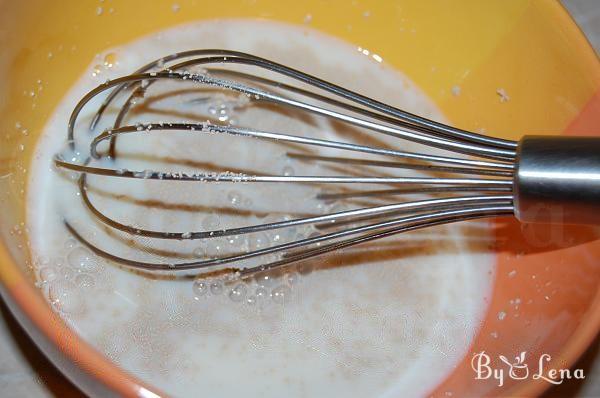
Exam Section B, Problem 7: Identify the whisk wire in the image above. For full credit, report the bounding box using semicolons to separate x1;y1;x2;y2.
57;50;519;277
89;50;517;151
65;204;513;275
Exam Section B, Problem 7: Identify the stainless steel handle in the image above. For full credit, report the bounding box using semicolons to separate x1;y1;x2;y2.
514;135;600;225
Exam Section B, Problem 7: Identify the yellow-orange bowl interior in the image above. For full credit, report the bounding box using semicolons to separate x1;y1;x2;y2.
0;0;599;396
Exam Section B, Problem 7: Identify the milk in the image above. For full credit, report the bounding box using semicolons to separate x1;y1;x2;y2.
27;20;495;397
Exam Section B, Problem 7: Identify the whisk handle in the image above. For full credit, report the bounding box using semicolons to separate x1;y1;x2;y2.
514;135;600;225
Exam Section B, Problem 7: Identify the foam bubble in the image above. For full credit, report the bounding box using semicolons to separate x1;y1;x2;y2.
228;190;242;206
228;283;247;302
209;280;224;295
193;280;209;298
39;266;58;283
271;285;291;304
48;281;84;314
67;247;100;272
202;214;220;230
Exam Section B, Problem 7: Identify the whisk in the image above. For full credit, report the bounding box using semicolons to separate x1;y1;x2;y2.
55;49;600;278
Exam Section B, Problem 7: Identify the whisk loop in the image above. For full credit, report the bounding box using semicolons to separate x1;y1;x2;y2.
55;50;600;278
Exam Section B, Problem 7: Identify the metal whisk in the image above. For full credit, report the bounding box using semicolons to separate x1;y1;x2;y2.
56;49;600;278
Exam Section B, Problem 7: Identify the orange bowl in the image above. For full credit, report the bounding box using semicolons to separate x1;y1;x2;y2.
0;0;599;396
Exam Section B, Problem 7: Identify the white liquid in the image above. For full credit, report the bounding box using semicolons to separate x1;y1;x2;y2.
27;20;494;397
